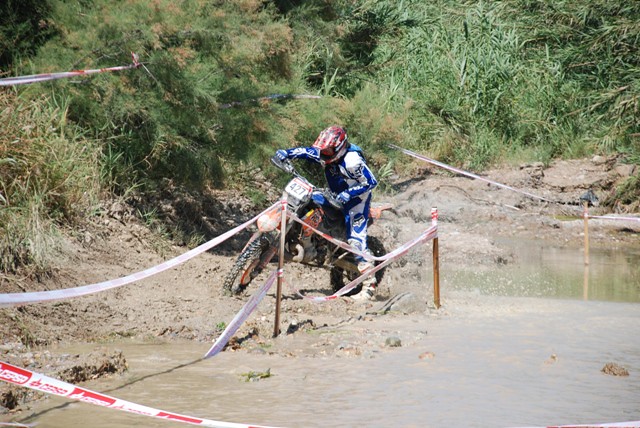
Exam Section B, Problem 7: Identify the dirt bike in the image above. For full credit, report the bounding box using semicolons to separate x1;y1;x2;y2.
222;157;391;296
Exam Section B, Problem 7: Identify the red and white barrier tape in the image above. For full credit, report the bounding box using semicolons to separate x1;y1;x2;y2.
0;53;141;86
0;361;279;428
391;144;640;224
0;202;279;308
389;144;555;203
523;422;640;428
288;220;438;302
588;214;640;223
2;360;635;428
203;270;277;359
5;357;634;428
288;212;437;263
203;225;437;356
0;423;35;427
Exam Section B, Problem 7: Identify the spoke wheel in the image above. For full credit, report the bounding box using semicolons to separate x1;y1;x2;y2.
222;235;272;295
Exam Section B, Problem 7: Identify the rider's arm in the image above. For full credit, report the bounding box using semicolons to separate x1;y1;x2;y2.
342;152;377;198
277;147;322;163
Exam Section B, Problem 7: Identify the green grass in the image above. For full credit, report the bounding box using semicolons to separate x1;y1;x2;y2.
1;0;638;273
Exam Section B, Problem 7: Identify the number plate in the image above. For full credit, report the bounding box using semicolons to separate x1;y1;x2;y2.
285;177;313;204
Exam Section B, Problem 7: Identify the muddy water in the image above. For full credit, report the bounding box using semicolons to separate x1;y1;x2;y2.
9;243;640;428
13;299;640;428
449;238;640;303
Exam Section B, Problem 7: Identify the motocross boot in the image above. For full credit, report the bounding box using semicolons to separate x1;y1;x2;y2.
352;258;376;301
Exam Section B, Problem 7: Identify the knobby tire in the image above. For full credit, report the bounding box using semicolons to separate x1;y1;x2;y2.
222;235;270;295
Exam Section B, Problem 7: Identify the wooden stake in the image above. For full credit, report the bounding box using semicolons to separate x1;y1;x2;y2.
583;264;589;301
431;207;441;309
273;197;287;338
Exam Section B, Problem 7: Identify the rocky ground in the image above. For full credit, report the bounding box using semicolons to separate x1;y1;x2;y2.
1;155;638;414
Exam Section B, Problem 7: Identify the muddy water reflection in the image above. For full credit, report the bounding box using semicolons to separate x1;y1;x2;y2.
449;239;640;302
8;240;640;428
14;296;640;428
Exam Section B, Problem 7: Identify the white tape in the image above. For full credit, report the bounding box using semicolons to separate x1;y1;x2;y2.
288;211;437;263
293;225;438;302
0;202;279;308
588;214;640;223
391;144;640;225
0;361;279;428
520;422;640;428
205;222;438;357
0;53;140;86
389;144;556;203
204;270;276;359
0;423;36;427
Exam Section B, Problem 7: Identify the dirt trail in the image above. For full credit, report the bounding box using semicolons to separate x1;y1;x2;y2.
1;155;638;414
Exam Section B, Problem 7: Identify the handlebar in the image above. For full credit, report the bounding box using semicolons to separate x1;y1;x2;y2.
322;189;344;211
270;155;343;210
270;156;296;175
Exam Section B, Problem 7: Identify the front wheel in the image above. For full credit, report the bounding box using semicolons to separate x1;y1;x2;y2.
330;236;387;296
222;234;274;295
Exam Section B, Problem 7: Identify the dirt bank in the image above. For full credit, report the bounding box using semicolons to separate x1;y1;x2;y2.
1;155;638;414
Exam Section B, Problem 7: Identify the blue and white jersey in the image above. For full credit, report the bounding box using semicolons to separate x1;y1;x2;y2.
280;143;377;260
282;145;377;201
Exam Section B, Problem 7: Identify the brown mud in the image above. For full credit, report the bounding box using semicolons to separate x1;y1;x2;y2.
1;155;638;415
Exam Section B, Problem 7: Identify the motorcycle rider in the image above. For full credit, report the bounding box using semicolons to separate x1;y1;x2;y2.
273;126;378;300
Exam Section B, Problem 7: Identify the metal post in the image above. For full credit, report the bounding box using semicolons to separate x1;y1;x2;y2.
431;207;441;309
273;196;287;338
583;201;590;266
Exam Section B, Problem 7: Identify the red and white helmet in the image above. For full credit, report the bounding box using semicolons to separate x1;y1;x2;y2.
312;126;349;164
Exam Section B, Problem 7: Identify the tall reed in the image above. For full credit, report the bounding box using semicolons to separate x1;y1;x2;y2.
0;91;101;273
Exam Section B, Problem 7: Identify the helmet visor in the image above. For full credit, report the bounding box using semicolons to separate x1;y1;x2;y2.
319;147;335;162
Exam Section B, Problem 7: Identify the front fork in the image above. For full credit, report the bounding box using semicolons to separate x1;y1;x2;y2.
256;220;296;271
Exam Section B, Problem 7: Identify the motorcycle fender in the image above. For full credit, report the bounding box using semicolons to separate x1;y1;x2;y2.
257;207;282;232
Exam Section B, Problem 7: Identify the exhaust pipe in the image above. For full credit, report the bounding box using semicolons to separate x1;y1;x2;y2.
291;243;305;262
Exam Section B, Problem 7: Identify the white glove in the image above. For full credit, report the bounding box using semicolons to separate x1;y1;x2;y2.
336;191;351;205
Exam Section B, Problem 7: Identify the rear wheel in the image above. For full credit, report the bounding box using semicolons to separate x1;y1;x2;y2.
222;235;272;295
330;236;386;296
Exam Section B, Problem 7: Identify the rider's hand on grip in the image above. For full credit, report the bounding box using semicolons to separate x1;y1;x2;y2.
270;155;281;167
323;190;344;210
336;191;351;205
271;155;294;174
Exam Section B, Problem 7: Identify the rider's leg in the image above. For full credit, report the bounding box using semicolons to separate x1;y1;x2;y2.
344;194;376;300
344;195;371;261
